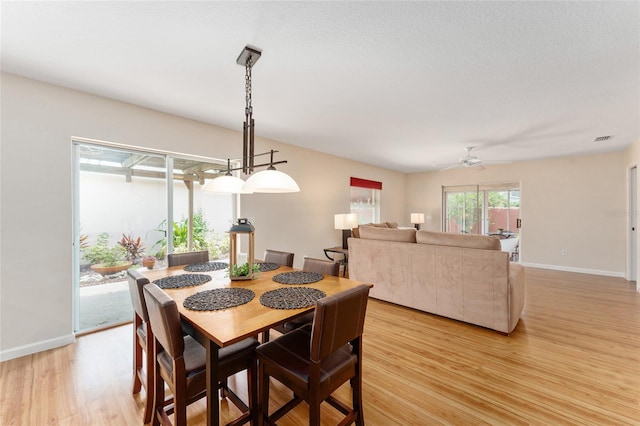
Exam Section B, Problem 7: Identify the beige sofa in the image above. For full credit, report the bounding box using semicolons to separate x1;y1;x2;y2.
348;227;525;334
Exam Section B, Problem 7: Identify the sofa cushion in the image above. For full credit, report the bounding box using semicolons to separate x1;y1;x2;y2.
416;230;500;250
362;222;390;228
352;221;397;238
358;227;417;243
352;227;360;238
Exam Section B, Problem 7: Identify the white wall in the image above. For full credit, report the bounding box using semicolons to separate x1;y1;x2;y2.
407;151;628;276
0;73;406;360
241;140;407;266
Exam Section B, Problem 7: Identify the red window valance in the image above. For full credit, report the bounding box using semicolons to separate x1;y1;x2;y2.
350;177;382;190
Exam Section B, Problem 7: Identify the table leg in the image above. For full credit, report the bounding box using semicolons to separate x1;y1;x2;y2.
206;339;220;426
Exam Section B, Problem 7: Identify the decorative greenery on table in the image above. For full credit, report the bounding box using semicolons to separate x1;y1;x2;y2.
230;262;260;278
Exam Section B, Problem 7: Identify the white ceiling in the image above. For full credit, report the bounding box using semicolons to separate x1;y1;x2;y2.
1;1;638;172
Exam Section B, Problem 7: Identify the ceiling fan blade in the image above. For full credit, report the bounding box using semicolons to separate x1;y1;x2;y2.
438;164;462;171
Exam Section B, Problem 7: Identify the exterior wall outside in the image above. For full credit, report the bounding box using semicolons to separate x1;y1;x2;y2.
79;171;233;261
0;72;406;360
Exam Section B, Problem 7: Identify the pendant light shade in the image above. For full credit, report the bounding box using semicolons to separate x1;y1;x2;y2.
202;175;253;194
242;169;300;193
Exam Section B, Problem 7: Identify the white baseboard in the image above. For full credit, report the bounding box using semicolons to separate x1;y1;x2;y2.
0;333;75;362
520;262;626;279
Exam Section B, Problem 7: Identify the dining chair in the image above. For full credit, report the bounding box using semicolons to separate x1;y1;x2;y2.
256;284;371;426
126;269;154;424
263;255;336;343
279;257;340;333
143;283;259;426
263;249;294;267
167;250;209;267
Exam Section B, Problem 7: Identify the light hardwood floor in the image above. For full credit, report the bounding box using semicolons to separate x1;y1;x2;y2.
1;267;639;425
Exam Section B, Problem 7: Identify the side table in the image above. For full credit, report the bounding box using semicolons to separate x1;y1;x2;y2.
323;246;349;277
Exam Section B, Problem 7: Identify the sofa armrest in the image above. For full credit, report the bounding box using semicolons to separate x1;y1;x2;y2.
508;263;525;333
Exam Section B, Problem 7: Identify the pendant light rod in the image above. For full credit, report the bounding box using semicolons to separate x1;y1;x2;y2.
225;160;287;174
237;46;262;175
217;150;287;175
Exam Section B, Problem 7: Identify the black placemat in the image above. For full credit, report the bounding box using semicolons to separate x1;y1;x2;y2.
183;262;228;272
257;262;280;272
183;288;255;311
272;271;323;285
153;274;211;289
260;287;326;309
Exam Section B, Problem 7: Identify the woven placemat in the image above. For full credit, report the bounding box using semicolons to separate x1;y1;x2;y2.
260;287;326;309
257;262;280;272
272;271;323;285
153;274;211;289
183;262;228;272
183;288;255;311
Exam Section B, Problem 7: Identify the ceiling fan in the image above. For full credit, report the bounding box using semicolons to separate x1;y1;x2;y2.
436;147;509;171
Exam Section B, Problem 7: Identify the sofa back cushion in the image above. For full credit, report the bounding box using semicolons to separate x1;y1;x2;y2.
358;226;417;243
351;221;399;238
416;230;500;250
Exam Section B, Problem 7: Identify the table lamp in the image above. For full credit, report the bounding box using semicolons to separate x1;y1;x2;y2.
334;213;358;249
411;213;425;230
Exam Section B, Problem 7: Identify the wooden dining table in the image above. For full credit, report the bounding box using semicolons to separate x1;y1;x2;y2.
142;262;371;426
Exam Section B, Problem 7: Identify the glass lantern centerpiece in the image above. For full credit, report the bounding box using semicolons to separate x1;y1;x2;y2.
228;218;257;280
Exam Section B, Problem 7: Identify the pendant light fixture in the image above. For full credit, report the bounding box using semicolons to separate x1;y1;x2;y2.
203;45;300;194
202;159;252;193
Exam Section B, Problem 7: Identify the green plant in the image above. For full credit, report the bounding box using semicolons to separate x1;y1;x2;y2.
118;233;146;263
149;210;212;256
82;233;126;266
230;262;260;277
208;232;230;259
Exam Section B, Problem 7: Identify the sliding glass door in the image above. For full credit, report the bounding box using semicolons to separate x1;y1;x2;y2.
444;183;520;236
445;188;484;234
73;141;233;332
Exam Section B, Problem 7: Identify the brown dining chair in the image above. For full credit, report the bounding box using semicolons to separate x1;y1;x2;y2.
263;249;294;267
167;250;209;267
278;257;340;334
256;285;371;426
126;269;154;424
262;255;336;343
143;283;259;426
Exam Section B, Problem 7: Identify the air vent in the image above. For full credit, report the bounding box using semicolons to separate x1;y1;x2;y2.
594;135;613;142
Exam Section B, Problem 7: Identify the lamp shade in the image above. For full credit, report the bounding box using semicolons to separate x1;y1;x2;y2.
242;169;300;193
202;175;253;194
410;213;425;224
334;213;358;230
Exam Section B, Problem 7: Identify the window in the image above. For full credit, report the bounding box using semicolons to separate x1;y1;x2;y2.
443;183;520;235
350;177;381;224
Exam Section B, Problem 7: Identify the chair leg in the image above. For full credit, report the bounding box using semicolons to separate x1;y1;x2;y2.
133;316;143;394
152;360;163;426
352;376;364;426
143;337;155;424
308;395;321;426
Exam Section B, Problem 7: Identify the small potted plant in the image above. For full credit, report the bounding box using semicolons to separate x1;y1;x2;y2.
229;262;260;281
142;256;156;269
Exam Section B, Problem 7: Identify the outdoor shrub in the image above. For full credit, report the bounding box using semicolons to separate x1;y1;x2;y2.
81;233;126;266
